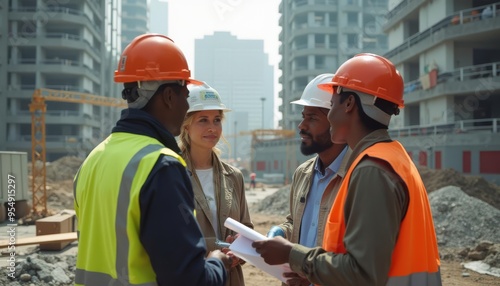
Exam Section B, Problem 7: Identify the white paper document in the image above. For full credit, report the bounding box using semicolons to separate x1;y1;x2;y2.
224;217;292;283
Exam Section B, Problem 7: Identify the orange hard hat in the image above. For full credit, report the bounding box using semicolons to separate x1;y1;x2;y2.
114;33;201;84
319;53;404;107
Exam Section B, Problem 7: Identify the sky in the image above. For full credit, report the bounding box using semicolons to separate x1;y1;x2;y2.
166;0;282;126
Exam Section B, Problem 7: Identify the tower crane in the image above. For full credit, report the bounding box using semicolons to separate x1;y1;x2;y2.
30;88;127;215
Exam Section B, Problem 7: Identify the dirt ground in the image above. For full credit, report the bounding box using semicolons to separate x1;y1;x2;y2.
242;212;500;286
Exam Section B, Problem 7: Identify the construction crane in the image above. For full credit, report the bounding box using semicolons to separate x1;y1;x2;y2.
30;88;127;215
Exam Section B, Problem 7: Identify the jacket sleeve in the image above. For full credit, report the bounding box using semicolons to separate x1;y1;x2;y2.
235;171;254;230
279;170;300;239
139;155;227;286
288;158;408;286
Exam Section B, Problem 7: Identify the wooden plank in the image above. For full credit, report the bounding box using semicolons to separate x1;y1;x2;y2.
0;232;77;249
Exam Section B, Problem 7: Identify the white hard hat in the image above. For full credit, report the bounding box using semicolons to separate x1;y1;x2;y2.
290;73;335;109
187;82;231;113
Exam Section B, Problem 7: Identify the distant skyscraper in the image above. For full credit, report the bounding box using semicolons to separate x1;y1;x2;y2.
149;0;168;35
194;32;274;160
121;0;149;51
278;0;389;130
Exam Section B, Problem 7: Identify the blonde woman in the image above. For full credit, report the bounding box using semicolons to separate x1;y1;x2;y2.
179;82;253;286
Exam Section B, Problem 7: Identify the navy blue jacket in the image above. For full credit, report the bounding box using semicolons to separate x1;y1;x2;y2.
112;109;227;286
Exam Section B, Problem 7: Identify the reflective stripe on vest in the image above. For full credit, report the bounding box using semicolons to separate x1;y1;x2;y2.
387;270;442;286
323;141;441;286
74;133;186;286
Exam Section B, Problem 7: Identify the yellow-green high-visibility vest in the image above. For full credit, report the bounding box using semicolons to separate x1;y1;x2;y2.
74;132;187;285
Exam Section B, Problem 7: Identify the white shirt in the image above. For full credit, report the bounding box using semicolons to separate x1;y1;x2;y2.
196;168;218;237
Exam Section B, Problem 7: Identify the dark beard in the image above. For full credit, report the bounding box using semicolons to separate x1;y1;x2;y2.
300;130;333;156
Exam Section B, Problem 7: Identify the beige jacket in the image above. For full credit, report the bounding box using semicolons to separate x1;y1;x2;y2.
279;148;352;245
183;152;253;286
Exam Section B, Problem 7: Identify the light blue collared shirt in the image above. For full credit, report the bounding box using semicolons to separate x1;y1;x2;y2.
299;146;348;248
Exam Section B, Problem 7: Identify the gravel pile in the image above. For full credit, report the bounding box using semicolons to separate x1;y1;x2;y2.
417;166;500;210
429;186;500;248
1;254;76;286
251;185;291;216
253;185;500;250
45;156;84;182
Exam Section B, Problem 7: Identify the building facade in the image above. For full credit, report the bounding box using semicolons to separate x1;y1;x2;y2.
194;32;274;163
251;0;388;180
121;0;148;51
278;0;389;130
1;0;122;161
384;0;500;183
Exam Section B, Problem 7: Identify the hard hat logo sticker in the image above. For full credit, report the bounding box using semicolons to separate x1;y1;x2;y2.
201;91;219;100
119;56;127;71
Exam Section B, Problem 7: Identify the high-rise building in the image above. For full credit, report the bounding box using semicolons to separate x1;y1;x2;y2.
0;0;123;161
250;0;388;180
149;0;168;35
121;0;148;51
385;0;500;183
194;32;274;161
278;0;389;130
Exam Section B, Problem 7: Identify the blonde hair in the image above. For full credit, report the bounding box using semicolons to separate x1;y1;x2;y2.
179;110;228;157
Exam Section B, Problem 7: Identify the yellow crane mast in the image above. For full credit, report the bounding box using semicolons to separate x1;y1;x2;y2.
30;88;127;215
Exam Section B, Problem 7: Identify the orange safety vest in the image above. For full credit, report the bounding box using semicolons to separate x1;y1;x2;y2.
323;141;441;285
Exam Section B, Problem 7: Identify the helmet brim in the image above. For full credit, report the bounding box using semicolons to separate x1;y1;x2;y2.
188;106;232;113
187;78;203;85
317;82;336;93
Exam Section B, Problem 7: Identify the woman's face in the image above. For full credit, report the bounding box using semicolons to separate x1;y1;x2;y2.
186;110;223;150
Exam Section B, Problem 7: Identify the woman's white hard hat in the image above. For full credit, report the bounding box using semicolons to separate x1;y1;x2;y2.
187;82;231;113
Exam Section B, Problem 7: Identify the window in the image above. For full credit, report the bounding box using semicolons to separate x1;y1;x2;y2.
329;34;338;48
347;34;358;48
294;77;309;92
315;56;326;69
328;12;337;26
293;35;308;50
295;56;308;70
314;12;325;27
295;13;308;29
315;34;325;48
347;12;358;26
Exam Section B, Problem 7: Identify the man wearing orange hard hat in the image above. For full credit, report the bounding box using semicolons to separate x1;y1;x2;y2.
74;34;231;286
253;54;441;286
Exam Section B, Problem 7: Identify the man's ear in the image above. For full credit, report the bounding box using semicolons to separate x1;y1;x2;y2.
160;86;173;109
345;94;356;113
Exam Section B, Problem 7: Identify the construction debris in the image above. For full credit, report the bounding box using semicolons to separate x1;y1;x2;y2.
0;254;75;286
429;186;500;247
417;166;500;209
45;156;84;182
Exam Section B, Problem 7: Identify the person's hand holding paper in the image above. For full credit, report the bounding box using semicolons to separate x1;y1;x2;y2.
224;218;292;282
252;236;293;265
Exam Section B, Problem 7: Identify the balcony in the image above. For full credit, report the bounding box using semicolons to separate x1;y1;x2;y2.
292;0;308;9
389;118;500;138
385;3;500;65
8;7;101;34
403;62;500;104
384;0;426;32
122;11;148;21
10;59;100;80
